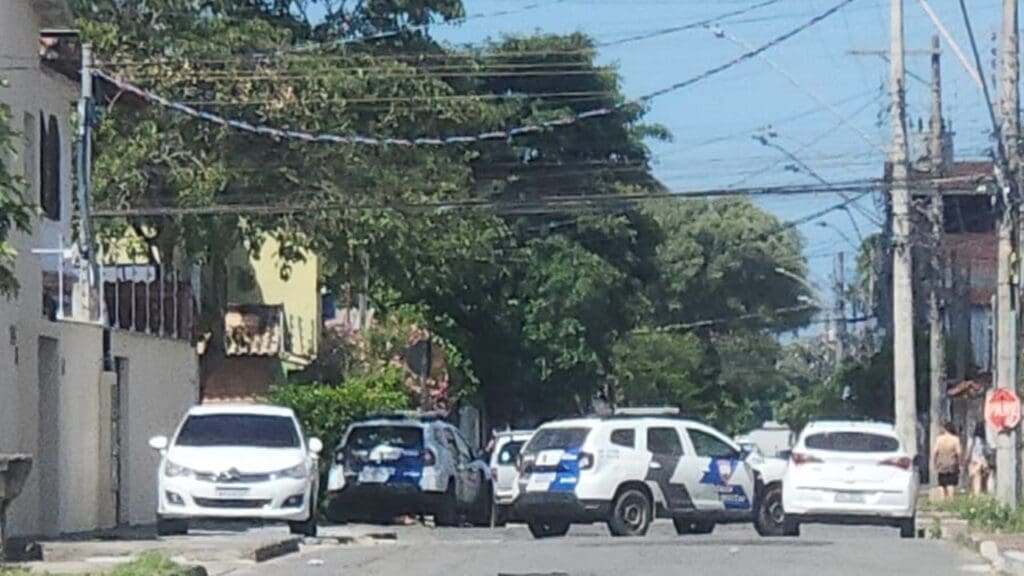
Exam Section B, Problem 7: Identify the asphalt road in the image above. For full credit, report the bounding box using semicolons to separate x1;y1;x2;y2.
236;522;990;576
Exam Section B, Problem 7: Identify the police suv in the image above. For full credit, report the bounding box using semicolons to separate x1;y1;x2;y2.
513;409;788;538
326;412;493;526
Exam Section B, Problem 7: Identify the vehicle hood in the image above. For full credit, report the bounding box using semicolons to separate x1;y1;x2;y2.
164;446;305;474
749;455;787;483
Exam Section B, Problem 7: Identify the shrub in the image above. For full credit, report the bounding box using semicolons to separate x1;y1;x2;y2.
937;495;1024;533
267;365;411;456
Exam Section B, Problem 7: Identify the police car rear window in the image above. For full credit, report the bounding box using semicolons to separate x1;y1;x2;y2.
345;426;423;450
525;427;590;452
805;432;900;453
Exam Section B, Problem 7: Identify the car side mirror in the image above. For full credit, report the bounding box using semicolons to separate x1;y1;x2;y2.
149;436;169;451
308;437;324;455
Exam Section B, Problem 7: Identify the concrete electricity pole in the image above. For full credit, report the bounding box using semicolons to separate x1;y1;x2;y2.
834;252;847;365
927;34;947;486
996;0;1020;506
75;43;98;322
890;0;918;458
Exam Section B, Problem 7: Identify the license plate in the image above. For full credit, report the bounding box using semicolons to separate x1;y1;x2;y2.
527;472;556;492
358;467;393;484
835;492;866;503
215;486;250;497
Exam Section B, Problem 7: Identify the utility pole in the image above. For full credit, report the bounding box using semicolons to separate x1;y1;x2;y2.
359;250;369;329
890;0;918;458
834;252;847;365
927;34;947;486
75;43;98;322
996;0;1020;507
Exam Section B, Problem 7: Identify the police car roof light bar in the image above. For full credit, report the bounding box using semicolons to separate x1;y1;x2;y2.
612;407;682;416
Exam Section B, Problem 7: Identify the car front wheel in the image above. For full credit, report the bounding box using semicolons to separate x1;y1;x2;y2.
469;479;493;527
607;488;652;537
434;481;459;527
673;519;715;535
755;484;792;537
528;519;571;538
289;491;319;537
156;516;188;537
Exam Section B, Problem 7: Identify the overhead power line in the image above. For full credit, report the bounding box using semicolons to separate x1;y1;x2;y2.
91;180;884;219
94;0;856;148
596;0;781;48
101;0;780;67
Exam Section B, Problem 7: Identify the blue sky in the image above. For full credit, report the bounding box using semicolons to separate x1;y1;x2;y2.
426;0;1005;297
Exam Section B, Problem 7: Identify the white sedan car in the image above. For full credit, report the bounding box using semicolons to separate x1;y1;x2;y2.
149;404;323;537
782;421;918;538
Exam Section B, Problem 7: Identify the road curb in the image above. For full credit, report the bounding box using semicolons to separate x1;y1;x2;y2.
314;531;398;546
251;537;302;563
958;534;1024;576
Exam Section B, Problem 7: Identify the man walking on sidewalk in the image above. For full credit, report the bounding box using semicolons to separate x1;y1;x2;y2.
932;421;963;500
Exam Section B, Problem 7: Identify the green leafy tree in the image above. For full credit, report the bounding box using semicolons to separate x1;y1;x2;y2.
611;331;712;414
649;198;813;332
0;78;34;295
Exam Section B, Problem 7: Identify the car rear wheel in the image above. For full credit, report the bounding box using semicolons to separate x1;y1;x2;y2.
673;519;715;535
156;516;188;537
782;517;801;537
899;517;916;539
754;484;791;537
528;519;571;538
434;481;459;527
608;488;652;537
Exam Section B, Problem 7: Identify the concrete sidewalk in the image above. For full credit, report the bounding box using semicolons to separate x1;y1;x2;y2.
11;524;398;575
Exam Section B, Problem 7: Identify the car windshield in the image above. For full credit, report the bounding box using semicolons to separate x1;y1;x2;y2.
523;427;590;453
804;431;900;453
175;414;300;448
345;425;423;451
495;440;525;465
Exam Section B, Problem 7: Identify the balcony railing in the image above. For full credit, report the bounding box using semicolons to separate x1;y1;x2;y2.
102;264;196;340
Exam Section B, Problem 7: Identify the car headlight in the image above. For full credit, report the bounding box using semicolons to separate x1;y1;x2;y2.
164;461;193;478
275;463;308;479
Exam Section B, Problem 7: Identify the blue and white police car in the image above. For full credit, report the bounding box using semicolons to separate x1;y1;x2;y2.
326;412;493;526
513;409;788;538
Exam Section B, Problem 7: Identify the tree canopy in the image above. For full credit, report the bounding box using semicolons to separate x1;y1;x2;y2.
74;0;819;433
0;78;34;296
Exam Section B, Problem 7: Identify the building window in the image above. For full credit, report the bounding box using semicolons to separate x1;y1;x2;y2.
22;112;36;192
39;114;61;221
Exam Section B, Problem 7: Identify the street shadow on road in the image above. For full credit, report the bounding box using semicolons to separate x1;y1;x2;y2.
574;539;833;549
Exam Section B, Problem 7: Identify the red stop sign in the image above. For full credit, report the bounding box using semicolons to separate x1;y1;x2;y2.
987;388;1022;431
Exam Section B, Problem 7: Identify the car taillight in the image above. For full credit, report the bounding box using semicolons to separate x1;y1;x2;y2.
578;451;595;470
879;456;913;470
423;449;436;467
790;452;823;466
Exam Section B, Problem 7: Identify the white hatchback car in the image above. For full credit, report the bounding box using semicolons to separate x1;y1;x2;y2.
782;421;918;538
489;429;534;524
149;404;323;537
